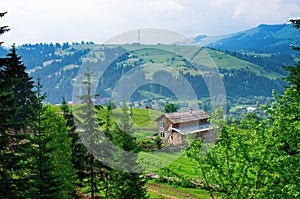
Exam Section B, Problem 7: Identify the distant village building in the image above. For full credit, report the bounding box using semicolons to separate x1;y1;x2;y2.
156;109;214;145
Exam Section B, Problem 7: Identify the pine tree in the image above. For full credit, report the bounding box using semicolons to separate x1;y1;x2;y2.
75;68;102;198
27;81;76;198
60;97;88;189
107;101;147;199
0;46;38;198
2;46;37;129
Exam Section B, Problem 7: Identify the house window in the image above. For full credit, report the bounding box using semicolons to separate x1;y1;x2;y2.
160;132;165;137
197;133;202;139
159;120;165;129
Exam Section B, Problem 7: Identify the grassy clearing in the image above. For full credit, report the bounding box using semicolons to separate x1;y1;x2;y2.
166;154;201;181
146;181;212;199
110;107;162;131
138;151;185;173
121;44;282;79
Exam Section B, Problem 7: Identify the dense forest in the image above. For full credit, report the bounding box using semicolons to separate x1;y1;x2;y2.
1;11;299;199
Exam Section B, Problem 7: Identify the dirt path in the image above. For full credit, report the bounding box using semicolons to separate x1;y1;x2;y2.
146;183;200;199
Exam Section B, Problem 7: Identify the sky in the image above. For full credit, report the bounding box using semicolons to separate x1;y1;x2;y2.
1;0;300;46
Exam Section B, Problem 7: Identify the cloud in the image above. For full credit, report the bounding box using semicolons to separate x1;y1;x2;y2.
148;0;184;12
1;0;300;45
232;1;247;19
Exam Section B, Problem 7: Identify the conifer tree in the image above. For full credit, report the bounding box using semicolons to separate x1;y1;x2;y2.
2;46;37;129
60;97;88;189
0;46;37;198
27;81;76;198
75;68;101;198
107;101;147;199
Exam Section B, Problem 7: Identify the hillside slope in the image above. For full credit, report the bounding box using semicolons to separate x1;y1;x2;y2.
0;43;285;104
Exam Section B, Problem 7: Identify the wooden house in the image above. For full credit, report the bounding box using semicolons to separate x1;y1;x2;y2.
156;109;213;145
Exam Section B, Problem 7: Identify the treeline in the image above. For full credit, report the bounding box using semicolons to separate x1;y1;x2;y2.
224;50;296;75
181;69;284;98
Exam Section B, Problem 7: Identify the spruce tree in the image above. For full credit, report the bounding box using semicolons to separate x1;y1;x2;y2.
107;101;147;199
27;81;76;199
2;45;37;129
0;46;37;198
75;68;101;198
60;97;88;189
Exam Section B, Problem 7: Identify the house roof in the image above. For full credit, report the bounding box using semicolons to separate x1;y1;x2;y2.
172;123;213;135
156;110;210;124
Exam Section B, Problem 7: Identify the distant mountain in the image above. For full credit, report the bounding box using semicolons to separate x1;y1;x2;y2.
0;43;286;105
194;23;300;53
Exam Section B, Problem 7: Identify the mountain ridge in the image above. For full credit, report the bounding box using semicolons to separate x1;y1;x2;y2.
193;23;300;53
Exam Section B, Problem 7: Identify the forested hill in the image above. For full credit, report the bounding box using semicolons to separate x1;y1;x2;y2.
0;42;288;104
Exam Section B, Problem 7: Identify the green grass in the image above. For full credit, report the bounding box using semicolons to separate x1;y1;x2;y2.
167;154;200;180
121;44;280;75
109;107;162;131
138;151;185;173
137;150;202;181
146;181;212;199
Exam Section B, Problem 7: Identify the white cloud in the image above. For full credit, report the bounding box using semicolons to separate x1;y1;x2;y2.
232;1;247;19
148;0;183;12
1;0;299;46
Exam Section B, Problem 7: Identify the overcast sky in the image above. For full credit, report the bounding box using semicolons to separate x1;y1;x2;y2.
1;0;300;46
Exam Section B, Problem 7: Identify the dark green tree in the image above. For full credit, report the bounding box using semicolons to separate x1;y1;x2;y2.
60;97;88;190
27;81;76;198
164;103;178;113
74;67;106;198
283;19;300;92
0;46;38;198
3;46;37;129
107;101;147;199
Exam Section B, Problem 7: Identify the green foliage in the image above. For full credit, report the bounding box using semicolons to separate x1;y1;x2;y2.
26;82;76;198
164;103;178;113
0;46;37;130
106;101;147;199
60;97;88;190
264;85;300;198
0;46;38;198
75;68;101;199
185;19;300;199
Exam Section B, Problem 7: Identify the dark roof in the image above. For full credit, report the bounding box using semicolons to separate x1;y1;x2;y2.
157;110;210;124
